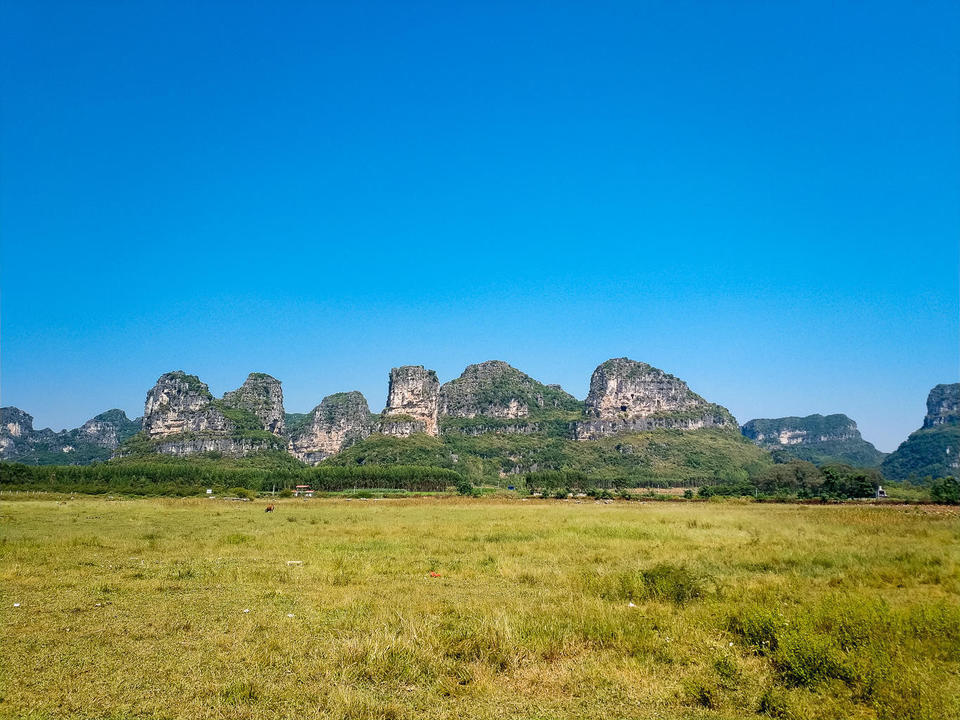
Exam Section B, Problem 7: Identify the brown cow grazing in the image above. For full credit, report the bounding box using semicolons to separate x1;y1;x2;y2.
265;504;275;513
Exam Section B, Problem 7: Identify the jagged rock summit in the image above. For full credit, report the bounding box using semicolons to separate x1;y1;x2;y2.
741;414;885;467
380;366;440;437
135;371;286;457
222;373;285;435
882;383;960;481
288;391;373;465
924;383;960;428
575;358;736;439
439;360;579;419
1;406;139;464
142;372;229;438
76;409;142;450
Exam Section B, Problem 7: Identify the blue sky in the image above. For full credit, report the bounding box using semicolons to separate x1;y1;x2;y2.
1;1;957;452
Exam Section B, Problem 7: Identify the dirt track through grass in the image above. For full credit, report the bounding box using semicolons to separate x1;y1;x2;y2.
1;497;958;719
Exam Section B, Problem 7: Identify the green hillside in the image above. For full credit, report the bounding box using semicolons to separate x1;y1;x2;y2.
881;425;960;481
328;427;773;486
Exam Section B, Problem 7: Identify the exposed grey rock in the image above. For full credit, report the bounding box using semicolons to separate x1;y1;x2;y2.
76;409;141;450
924;383;960;428
438;360;580;420
882;383;960;480
575;358;736;439
742;414;861;446
142;371;228;438
2;407;33;441
132;370;286;458
222;373;285;435
151;436;281;458
288;391;373;465
1;406;139;464
381;366;440;436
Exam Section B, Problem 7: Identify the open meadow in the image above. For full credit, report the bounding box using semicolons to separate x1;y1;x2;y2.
1;497;958;720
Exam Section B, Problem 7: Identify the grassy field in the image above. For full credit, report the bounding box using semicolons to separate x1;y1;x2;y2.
1;498;958;720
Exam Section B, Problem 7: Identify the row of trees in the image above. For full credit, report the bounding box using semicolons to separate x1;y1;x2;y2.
0;462;460;495
3;456;957;504
521;462;959;504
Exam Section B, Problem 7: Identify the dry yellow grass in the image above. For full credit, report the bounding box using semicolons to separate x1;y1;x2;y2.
1;497;958;719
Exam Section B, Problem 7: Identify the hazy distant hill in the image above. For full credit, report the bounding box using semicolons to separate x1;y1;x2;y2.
0;407;140;465
741;414;885;467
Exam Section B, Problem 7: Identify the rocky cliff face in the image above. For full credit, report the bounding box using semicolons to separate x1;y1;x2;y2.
1;406;139;464
222;373;285;435
77;409;142;449
924;384;960;428
742;414;860;446
2;407;33;441
882;383;960;481
380;366;440;437
741;414;884;467
439;360;580;420
288;391;373;464
142;372;227;437
575;358;736;439
131;371;286;458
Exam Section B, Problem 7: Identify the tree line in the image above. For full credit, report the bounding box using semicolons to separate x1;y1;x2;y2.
0;462;460;495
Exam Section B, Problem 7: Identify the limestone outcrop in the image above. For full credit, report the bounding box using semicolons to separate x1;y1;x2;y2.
439;360;580;420
142;372;227;437
288;391;373;464
76;409;142;450
380;366;440;437
132;370;286;457
923;383;960;428
222;373;285;435
882;383;960;480
575;358;736;439
741;414;884;467
1;406;139;464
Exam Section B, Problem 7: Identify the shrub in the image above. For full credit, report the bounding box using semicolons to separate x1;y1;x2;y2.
728;605;787;654
773;631;850;687
589;563;705;605
930;476;959;504
639;563;704;604
456;479;474;496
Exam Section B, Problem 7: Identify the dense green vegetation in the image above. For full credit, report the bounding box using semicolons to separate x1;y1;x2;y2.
0;459;458;495
930;476;960;504
767;440;886;468
438;413;580;438
700;462;887;500
881;424;960;481
170;370;212;396
284;412;311;436
331;428;773;486
4;440;114;466
440;361;583;420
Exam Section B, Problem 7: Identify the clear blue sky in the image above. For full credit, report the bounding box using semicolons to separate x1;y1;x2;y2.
2;1;957;452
